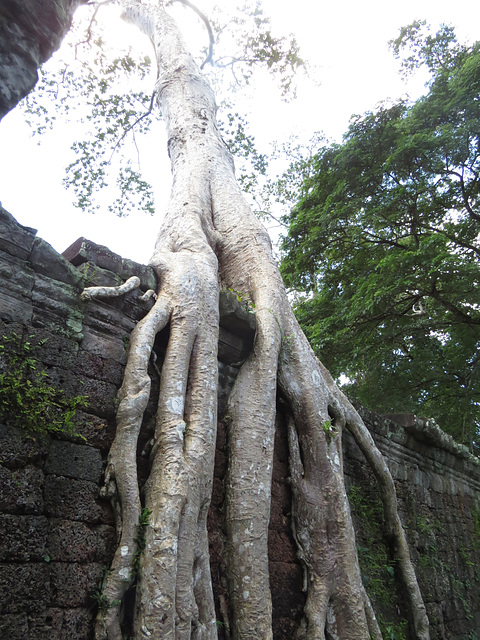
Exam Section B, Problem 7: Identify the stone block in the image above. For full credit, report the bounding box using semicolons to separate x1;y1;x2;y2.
0;206;37;260
0;423;49;469
76;349;124;386
31;272;83;339
219;289;256;336
30;237;84;287
77;376;118;418
0;249;34;323
47;519;115;563
80;325;128;365
44;440;103;483
28;607;94;640
269;561;304;620
78;262;122;288
0;465;44;514
59;607;94;640
0;514;48;561
27;608;64;640
0;614;28;640
26;327;79;370
44;475;104;523
50;562;105;607
63;237;123;273
63;236;157;292
268;530;297;563
120;258;157;292
0;563;50;614
72;411;115;451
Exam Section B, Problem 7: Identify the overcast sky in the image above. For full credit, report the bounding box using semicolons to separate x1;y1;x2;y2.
0;0;479;263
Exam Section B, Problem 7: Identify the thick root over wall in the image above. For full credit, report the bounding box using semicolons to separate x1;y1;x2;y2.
83;3;430;639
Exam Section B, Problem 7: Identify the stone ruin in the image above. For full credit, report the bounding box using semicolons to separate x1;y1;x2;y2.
0;204;479;639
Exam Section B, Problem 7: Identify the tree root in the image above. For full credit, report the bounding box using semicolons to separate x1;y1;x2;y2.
80;3;431;638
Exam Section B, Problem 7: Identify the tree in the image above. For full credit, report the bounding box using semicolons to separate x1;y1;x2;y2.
281;23;480;452
3;2;430;639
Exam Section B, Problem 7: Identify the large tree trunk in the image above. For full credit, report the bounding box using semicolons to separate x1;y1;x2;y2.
87;2;430;639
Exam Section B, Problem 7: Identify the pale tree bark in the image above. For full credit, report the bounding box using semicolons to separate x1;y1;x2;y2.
83;2;430;639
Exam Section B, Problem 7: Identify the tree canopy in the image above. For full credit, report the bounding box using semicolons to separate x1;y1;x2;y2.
280;23;480;451
20;0;303;219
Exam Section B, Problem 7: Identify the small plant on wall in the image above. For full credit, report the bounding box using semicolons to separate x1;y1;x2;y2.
0;332;87;438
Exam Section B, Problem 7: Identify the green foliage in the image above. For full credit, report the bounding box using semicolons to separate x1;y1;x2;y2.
22;9;158;217
0;333;87;439
223;287;256;313
20;1;304;220
473;505;480;550
131;507;152;577
280;25;480;451
322;418;337;441
91;588;121;613
219;112;268;198
348;484;407;639
91;569;122;612
208;0;305;97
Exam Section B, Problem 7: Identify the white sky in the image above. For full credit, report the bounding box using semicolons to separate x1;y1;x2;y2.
0;0;479;263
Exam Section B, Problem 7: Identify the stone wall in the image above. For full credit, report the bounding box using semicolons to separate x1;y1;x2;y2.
0;0;87;120
343;410;480;640
0;205;479;639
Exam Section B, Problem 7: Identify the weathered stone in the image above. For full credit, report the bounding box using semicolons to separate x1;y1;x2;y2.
0;465;44;514
0;424;49;469
0;613;28;639
119;257;157;292
76;376;118;418
77;261;123;288
268;531;297;564
0;563;50;614
0;0;86;120
28;608;64;640
59;607;94;640
0;206;37;259
23;326;79;370
50;562;105;607
76;350;124;386
0;514;48;561
47;519;115;563
80;325;129;365
63;237;124;273
270;561;304;635
44;440;103;483
44;475;104;522
30;237;84;287
63;236;157;292
0;249;34;324
219;289;256;336
218;361;240;416
71;411;115;451
26;607;94;640
31;272;83;339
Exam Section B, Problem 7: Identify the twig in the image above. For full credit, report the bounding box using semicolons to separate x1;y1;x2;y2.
108;90;157;163
174;0;214;68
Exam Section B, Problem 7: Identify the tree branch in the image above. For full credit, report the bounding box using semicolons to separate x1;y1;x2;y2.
174;0;214;69
107;89;156;163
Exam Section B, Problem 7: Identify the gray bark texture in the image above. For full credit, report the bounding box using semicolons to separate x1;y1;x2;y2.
80;2;431;639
